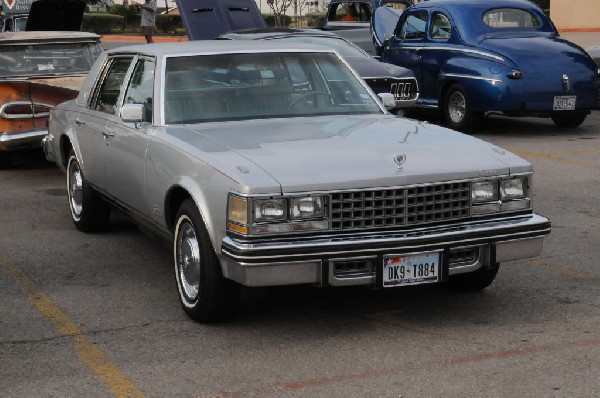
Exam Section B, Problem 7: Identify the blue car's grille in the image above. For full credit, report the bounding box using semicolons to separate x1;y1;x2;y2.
330;182;471;231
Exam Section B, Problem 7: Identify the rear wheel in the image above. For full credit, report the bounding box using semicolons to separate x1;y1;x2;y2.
66;150;110;232
551;111;587;128
443;84;483;132
446;265;499;292
173;199;240;323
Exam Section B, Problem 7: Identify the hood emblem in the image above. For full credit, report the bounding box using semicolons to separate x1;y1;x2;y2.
562;74;570;92
393;153;406;169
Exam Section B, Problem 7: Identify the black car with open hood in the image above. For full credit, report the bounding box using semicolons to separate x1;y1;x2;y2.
175;0;266;40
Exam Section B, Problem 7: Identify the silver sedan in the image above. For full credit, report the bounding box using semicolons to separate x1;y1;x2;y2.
44;41;550;323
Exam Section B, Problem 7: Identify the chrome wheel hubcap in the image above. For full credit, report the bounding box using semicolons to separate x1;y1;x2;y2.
448;91;466;124
176;218;201;302
68;159;84;220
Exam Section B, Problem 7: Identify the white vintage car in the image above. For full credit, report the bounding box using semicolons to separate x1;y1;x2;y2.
43;41;551;323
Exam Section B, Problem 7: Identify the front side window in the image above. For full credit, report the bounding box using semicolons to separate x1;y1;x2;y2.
483;8;541;29
93;57;134;115
430;13;451;39
163;52;382;124
399;11;428;40
123;58;155;123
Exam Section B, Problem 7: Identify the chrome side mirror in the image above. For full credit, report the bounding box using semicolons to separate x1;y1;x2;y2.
121;103;145;123
377;93;396;110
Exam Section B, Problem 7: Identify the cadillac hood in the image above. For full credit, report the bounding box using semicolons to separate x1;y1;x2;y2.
179;115;531;194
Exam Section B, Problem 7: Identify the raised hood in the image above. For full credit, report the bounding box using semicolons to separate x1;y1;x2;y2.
479;35;599;104
175;0;266;40
183;115;529;194
25;0;86;31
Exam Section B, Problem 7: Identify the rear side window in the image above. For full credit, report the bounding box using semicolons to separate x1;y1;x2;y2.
93;57;134;115
430;13;451;39
483;8;541;28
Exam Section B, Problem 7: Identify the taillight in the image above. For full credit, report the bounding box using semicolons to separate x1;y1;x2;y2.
0;101;52;118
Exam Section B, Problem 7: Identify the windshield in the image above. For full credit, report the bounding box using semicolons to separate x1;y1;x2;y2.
0;41;103;78
164;52;382;124
270;36;367;58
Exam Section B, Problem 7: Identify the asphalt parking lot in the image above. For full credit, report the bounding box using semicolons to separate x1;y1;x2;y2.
1;108;599;397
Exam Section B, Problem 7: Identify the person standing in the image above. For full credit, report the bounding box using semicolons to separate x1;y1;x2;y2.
136;0;157;43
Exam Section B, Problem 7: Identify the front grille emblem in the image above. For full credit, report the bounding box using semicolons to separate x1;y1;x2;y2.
394;153;406;168
562;74;570;92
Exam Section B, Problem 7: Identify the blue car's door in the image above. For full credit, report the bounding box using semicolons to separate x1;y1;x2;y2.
385;11;428;101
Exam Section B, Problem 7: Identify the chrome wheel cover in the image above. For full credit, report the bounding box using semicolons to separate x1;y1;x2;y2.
448;90;466;124
175;216;201;303
67;158;84;221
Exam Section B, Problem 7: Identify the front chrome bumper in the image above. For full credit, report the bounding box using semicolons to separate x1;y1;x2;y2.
220;213;550;287
0;128;48;151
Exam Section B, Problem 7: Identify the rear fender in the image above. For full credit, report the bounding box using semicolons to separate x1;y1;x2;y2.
439;57;524;112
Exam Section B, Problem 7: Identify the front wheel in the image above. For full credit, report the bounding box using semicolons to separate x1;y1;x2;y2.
551;111;587;128
173;199;240;323
66;150;110;232
442;84;483;132
446;265;499;292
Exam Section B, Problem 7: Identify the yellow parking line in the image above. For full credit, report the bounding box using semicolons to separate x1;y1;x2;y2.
0;250;144;397
527;258;590;279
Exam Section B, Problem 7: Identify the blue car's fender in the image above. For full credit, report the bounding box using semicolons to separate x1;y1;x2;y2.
435;55;526;112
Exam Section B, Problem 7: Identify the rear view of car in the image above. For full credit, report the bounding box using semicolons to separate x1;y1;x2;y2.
0;32;102;168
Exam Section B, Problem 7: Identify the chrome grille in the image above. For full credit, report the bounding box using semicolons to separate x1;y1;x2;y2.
330;182;471;231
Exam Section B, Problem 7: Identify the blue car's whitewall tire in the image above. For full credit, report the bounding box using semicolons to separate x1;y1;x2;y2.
173;199;240;323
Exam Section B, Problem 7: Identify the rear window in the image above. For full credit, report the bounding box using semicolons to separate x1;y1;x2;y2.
483;8;541;29
0;41;103;78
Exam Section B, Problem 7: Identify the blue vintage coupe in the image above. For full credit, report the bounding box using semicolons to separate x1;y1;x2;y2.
372;0;600;131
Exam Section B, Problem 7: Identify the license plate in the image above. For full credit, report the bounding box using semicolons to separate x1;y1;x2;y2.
383;252;440;287
553;95;576;110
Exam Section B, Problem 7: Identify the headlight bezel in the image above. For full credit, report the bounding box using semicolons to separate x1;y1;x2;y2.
471;175;530;216
227;193;328;236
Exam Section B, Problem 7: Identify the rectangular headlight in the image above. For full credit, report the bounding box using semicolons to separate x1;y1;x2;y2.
471;181;498;203
254;198;287;222
500;177;527;199
290;196;325;220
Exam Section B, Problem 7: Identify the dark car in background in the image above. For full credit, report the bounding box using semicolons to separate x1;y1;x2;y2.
218;28;419;110
372;0;600;131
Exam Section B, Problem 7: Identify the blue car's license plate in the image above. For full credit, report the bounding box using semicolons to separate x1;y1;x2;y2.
553;95;576;110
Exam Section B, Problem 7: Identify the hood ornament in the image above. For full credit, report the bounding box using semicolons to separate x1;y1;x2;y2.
562;74;570;92
393;153;406;169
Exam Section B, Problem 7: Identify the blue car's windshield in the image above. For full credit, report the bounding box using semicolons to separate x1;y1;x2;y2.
163;52;382;124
